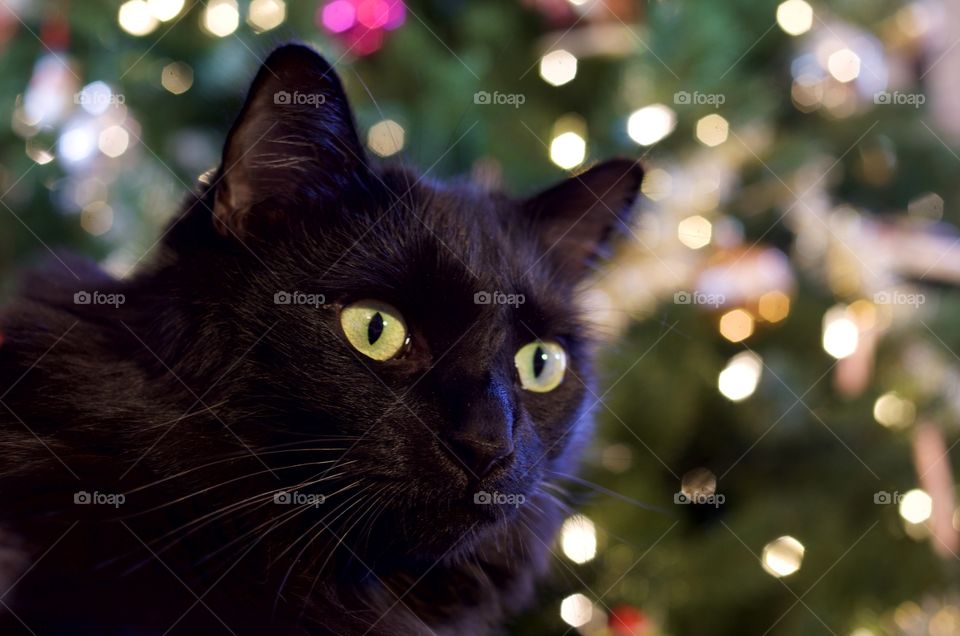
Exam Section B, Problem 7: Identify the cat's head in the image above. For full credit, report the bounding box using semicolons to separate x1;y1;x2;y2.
156;44;643;564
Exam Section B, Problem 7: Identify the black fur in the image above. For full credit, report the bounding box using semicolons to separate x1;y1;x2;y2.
0;45;643;635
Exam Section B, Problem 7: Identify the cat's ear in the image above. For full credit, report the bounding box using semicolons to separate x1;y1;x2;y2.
212;44;368;238
523;159;644;279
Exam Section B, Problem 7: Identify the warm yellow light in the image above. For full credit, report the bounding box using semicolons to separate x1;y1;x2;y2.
822;305;859;359
147;0;185;21
720;309;755;343
827;49;861;83
776;0;813;36
677;214;712;249
161;62;194;95
695;114;729;147
539;49;578;87
627;104;676;146
560;594;593;628
899;489;932;524
367;119;405;157
762;535;805;577
119;0;159;36
758;291;791;322
873;392;915;429
98;126;130;158
718;352;763;402
560;515;597;564
641;168;672;201
248;0;286;32
81;202;114;236
550;131;586;170
203;0;240;37
25;141;54;165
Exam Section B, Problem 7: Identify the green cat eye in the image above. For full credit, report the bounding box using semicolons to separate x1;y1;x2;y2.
340;300;408;361
514;340;567;393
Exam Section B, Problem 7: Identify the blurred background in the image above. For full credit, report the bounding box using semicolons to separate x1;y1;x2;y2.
1;0;960;634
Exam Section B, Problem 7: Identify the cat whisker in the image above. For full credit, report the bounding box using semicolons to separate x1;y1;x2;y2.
201;479;366;568
124;448;354;495
273;482;382;608
546;470;669;515
144;468;360;551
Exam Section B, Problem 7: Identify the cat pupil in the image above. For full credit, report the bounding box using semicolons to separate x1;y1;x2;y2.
368;312;385;345
533;346;546;377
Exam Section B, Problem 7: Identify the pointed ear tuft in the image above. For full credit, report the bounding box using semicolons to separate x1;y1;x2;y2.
213;44;368;238
523;159;644;280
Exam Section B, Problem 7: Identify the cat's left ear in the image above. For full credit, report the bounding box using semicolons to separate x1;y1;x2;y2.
213;44;368;238
523;159;644;280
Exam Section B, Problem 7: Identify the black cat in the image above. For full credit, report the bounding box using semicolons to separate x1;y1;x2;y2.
0;44;643;635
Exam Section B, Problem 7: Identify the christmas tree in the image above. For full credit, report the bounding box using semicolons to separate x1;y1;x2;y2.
2;0;959;634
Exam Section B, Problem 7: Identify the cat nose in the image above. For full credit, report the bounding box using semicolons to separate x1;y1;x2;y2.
445;435;514;479
442;378;515;479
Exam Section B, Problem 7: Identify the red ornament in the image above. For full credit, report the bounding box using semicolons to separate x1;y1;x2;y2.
609;604;650;636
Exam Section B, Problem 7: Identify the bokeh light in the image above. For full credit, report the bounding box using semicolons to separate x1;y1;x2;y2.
202;0;240;37
539;49;578;86
776;0;813;36
718;352;763;401
695;114;729;147
118;0;159;36
248;0;286;32
822;306;859;359
719;309;755;343
560;515;597;564
550;131;586;170
627;104;676;146
367;119;405;157
762;536;805;577
677;214;712;249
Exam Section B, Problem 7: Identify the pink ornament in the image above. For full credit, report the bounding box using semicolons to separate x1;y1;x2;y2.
320;0;357;34
318;0;405;57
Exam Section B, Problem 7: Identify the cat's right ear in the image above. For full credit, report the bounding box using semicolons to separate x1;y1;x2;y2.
212;44;368;238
